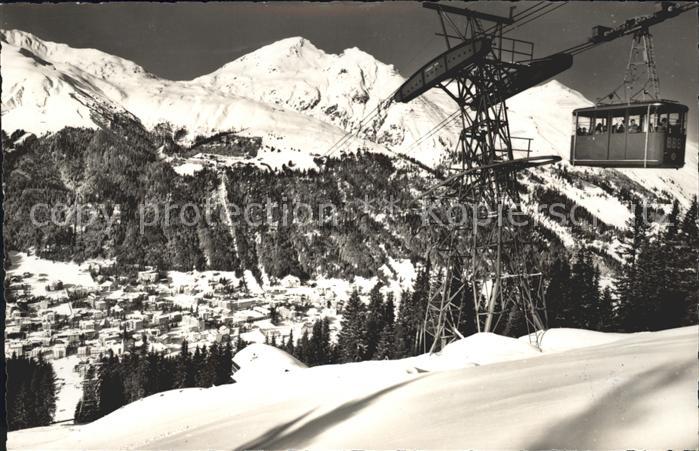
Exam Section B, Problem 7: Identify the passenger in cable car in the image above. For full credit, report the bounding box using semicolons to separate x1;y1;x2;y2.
628;118;640;133
657;117;668;132
614;121;625;133
670;119;681;135
594;122;604;134
581;127;588;135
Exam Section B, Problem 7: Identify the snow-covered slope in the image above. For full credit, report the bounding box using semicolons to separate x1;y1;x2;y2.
8;326;697;450
1;30;458;168
232;343;307;383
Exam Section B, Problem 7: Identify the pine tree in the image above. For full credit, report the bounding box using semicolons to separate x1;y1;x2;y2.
337;289;368;363
218;337;234;385
411;265;431;352
382;293;396;327
680;196;698;244
598;286;615;331
394;289;417;359
627;202;651;267
616;239;692;332
374;324;395;360
14;384;32;430
174;340;191;388
296;329;310;364
307;319;323;365
365;283;386;360
6;354;57;430
98;354;126;417
665;199;681;240
320;316;334;364
394;265;431;358
450;264;477;338
284;330;295;355
544;256;572;327
75;365;100;424
569;247;600;329
199;342;219;387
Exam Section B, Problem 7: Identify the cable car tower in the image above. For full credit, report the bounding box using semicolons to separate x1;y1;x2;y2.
598;27;660;104
394;3;570;352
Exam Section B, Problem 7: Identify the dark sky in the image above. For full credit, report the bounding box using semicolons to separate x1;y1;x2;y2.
2;1;697;138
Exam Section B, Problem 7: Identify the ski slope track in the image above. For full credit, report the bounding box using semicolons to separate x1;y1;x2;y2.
7;326;697;450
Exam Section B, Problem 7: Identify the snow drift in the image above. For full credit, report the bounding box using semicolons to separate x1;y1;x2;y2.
232;343;307;383
8;326;697;450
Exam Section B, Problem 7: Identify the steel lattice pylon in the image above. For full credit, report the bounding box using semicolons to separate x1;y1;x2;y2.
599;27;661;104
417;6;548;353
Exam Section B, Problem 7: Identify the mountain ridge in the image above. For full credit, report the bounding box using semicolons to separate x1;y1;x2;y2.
2;29;696;211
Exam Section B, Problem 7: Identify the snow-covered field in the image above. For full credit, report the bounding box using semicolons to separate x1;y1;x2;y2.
9;326;697;450
6;251;100;299
51;356;83;423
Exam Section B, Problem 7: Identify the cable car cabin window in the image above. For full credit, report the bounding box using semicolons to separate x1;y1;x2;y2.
627;114;642;133
611;114;626;133
668;113;682;135
575;116;593;135
571;101;687;168
593;117;609;134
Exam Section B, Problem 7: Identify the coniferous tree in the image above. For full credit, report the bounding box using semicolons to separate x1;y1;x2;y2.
616;204;651;331
544;256;572;327
365;283;386;360
219;337;234;385
174;340;192;388
382;293;396;327
337;289;368;362
617;239;695;331
7;354;57;430
598;286;615;331
615;196;698;331
98;352;126;417
284;330;295;355
450;265;477;338
393;289;417;359
75;365;100;424
680;196;698;243
297;329;310;364
627;202;651;267
569;247;600;329
374;325;395;360
665;199;681;240
394;265;431;358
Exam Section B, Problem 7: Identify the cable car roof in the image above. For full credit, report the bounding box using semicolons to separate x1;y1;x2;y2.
573;100;688;115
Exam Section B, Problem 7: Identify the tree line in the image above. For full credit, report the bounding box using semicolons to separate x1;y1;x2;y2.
279;197;697;368
6;354;57;431
74;336;239;424
546;197;698;332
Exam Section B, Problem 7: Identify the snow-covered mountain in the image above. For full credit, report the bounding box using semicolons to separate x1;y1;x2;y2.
2;29;696;233
1;29;460;169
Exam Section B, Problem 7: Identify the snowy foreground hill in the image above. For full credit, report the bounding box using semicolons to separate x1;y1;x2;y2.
8;326;697;449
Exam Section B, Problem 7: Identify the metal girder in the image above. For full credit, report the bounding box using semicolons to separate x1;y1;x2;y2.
422;2;515;25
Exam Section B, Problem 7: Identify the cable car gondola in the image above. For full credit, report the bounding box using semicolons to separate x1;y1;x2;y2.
570;100;687;168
